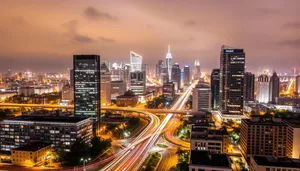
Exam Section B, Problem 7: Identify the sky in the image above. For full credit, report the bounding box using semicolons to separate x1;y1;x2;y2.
0;0;300;74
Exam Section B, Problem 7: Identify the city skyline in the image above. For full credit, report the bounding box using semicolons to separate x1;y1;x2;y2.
0;0;300;73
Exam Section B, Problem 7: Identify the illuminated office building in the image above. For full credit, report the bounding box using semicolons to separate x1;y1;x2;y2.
244;72;255;102
73;55;100;119
130;51;142;72
211;69;220;110
171;63;181;91
295;75;300;94
219;45;245;119
183;65;190;86
269;72;280;104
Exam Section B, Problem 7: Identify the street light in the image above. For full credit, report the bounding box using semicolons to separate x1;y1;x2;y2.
80;158;91;171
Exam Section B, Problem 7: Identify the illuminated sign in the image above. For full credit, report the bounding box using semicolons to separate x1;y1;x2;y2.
225;50;234;53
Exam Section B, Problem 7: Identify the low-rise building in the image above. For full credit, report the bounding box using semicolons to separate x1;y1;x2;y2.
189;150;232;171
250;155;300;171
0;116;93;153
11;142;51;167
116;90;139;107
190;126;229;154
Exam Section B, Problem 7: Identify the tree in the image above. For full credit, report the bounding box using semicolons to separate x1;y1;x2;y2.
63;140;90;166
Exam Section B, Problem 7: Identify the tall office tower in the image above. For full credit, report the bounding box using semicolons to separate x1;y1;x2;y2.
130;64;146;96
171;63;181;91
219;45;245;119
156;60;164;78
192;83;211;112
122;63;130;89
73;55;100;119
165;45;173;81
130;51;142;72
211;69;220;110
100;62;111;106
244;72;255;102
183;65;190;86
295;75;300;94
70;69;74;87
193;59;201;80
269;72;280;104
257;74;269;103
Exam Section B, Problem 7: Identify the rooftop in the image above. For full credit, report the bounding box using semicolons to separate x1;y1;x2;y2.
284;119;300;128
253;156;300;168
4;116;90;123
190;150;231;168
13;142;51;152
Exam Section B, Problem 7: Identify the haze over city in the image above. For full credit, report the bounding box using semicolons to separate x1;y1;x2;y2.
1;0;300;72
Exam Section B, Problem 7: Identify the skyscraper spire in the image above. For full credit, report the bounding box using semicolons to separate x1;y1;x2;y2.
168;44;170;53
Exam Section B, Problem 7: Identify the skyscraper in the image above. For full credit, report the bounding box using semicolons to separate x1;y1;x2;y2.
130;51;142;72
183;65;190;86
295;75;300;94
193;59;201;80
269;72;280;104
100;62;111;106
165;45;173;81
192;83;211;112
129;51;145;95
219;45;245;119
244;72;255;102
171;63;181;91
257;74;269;103
156;60;164;79
73;55;100;119
211;69;220;110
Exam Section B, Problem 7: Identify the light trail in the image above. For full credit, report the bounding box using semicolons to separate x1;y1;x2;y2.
126;83;196;170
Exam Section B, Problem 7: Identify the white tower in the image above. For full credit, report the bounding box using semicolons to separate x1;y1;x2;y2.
166;45;173;81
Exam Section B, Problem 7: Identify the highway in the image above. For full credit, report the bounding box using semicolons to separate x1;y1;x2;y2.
0;103;190;114
127;83;196;171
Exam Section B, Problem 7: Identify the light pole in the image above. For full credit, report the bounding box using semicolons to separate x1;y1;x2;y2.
80;158;91;171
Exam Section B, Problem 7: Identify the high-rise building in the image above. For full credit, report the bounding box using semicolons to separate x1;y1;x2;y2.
244;72;255;102
219;45;245;119
257;74;269;103
194;59;201;80
70;69;74;87
73;55;100;119
156;60;164;79
111;80;126;100
100;62;111;106
165;45;173;81
211;69;220;110
269;72;280;104
130;51;142;72
162;82;175;100
183;65;190;86
295;75;300;94
171;63;181;91
130;65;146;96
192;83;211;112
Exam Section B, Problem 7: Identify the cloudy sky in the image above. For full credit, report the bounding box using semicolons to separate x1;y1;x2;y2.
0;0;300;73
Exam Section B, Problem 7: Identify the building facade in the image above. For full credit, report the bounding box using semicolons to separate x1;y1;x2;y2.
171;63;181;91
257;74;269;103
219;45;245;119
295;75;300;94
192;83;211;112
190;126;229;154
165;45;173;81
269;72;280;104
244;72;255;102
183;65;190;86
211;69;220;110
73;55;100;119
162;82;175;100
0;116;93;153
100;62;111;106
193;59;201;80
250;155;300;171
240;116;288;159
130;51;142;72
11;142;51;167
